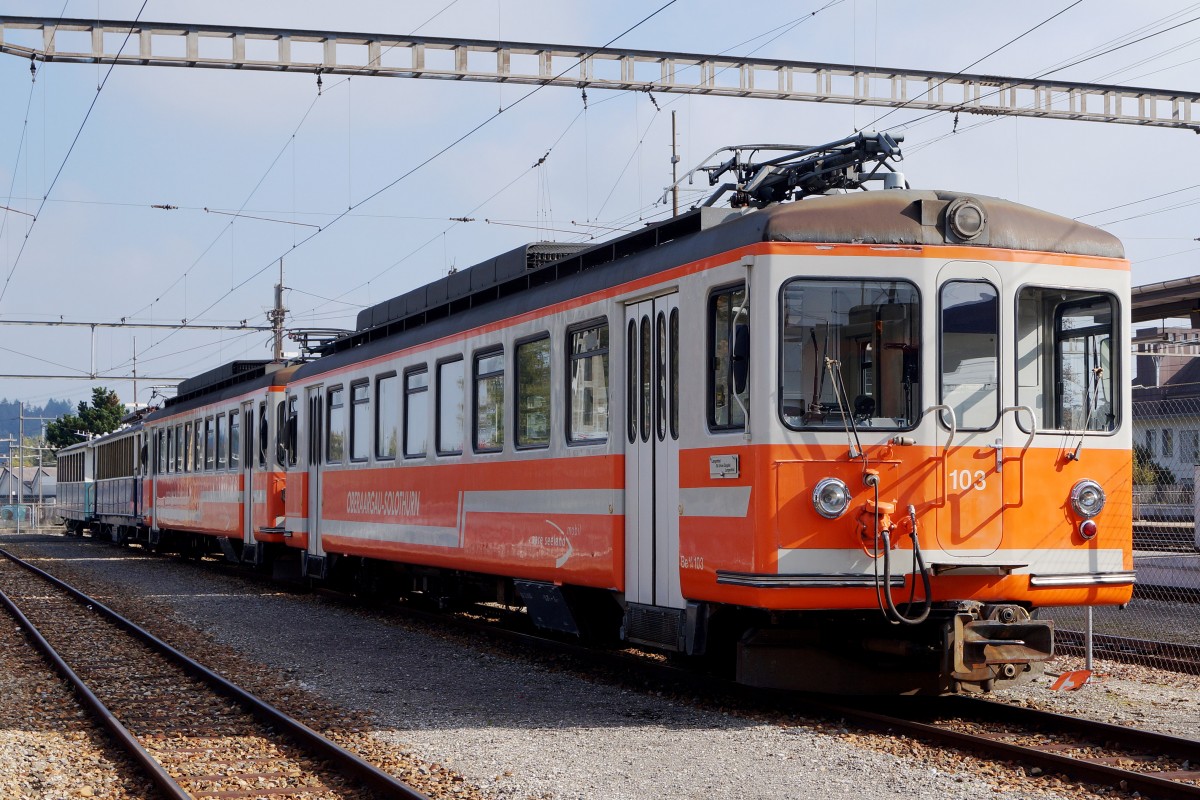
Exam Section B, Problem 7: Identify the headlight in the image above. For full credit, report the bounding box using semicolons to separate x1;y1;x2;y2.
1070;479;1106;519
813;477;852;519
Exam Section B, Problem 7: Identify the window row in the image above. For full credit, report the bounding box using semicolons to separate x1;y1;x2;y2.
775;278;1118;434
286;320;610;466
59;451;85;483
154;404;271;475
95;433;144;480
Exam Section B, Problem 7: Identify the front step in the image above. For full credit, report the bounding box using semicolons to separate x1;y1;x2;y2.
622;602;708;655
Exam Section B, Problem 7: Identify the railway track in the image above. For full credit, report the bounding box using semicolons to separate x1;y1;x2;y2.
0;547;428;800
1057;628;1200;675
374;596;1200;799
11;531;1200;799
815;695;1200;800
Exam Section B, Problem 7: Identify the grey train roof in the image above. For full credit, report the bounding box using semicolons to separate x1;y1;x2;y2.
292;189;1121;383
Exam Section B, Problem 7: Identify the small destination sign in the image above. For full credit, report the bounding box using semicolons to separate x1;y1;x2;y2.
709;454;740;479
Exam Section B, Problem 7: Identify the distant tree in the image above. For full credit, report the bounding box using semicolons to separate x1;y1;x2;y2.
45;387;124;448
12;435;55;466
1133;444;1176;486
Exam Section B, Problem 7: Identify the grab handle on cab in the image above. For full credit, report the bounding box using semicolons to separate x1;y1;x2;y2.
923;404;957;508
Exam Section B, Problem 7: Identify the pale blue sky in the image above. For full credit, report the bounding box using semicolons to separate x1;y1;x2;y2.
0;1;1197;410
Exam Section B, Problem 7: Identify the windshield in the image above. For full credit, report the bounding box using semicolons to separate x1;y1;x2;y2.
780;279;920;430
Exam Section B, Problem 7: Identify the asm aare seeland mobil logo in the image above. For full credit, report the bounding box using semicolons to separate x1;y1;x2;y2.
345;490;420;517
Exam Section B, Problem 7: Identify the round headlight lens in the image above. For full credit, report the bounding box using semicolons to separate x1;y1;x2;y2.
813;477;852;519
1070;479;1106;519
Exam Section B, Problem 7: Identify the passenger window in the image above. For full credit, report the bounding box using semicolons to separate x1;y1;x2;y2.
1016;287;1117;432
438;358;465;455
216;414;227;469
670;308;680;440
327;386;345;463
196;420;206;471
709;285;748;430
258;403;269;467
626;320;637;444
229;410;240;470
350;382;370;461
516;336;551;448
568;321;609;443
940;280;999;431
203;417;215;470
278;399;296;467
376;374;398;460
474;350;504;453
405;367;429;458
175;425;184;472
184;422;193;472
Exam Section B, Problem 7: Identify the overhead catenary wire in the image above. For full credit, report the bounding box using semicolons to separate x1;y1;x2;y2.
1073;183;1200;220
122;0;468;324
894;9;1200;156
871;0;1085;131
0;0;67;298
136;1;680;363
894;10;1200;148
289;2;848;319
0;0;150;311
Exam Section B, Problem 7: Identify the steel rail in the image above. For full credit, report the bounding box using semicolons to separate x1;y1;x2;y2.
0;579;193;800
357;595;1200;800
288;577;1200;800
1056;628;1200;674
0;546;431;800
0;16;1197;131
34;532;1200;800
808;696;1200;800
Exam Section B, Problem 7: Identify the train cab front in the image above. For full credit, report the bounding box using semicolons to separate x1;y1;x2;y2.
718;192;1131;695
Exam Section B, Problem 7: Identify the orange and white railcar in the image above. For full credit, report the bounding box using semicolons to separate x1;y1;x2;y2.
142;363;297;564
274;191;1129;692
127;135;1132;693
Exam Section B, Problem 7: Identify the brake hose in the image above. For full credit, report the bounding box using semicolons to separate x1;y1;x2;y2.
881;504;932;625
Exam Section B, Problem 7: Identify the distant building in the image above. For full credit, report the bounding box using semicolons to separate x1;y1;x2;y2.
0;466;57;503
1133;325;1200;480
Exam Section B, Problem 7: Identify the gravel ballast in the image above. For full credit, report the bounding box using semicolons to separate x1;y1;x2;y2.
3;530;1196;800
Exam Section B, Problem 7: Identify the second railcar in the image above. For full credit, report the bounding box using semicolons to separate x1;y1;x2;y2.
143;360;297;564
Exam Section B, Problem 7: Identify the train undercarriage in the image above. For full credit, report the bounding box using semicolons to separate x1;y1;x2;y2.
61;519;1052;695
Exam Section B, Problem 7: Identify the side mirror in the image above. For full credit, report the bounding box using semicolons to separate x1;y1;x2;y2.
732;323;750;395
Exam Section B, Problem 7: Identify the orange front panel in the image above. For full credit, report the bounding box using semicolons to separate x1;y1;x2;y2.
677;441;1132;611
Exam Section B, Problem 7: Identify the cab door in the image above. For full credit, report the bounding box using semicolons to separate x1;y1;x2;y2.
936;262;1004;557
305;385;327;573
239;401;257;560
624;293;682;608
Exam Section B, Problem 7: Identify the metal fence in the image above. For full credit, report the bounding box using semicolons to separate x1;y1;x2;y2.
1037;396;1200;673
0;501;62;529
